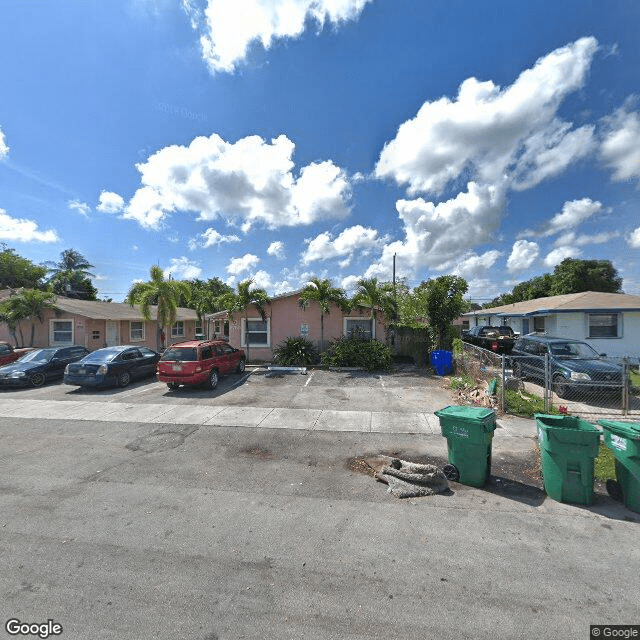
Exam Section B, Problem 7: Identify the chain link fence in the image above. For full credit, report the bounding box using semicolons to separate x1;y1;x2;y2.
456;342;640;420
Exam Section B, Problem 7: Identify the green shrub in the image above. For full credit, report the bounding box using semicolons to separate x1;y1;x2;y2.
272;336;319;366
449;373;475;390
594;443;617;481
504;389;561;418
321;336;392;371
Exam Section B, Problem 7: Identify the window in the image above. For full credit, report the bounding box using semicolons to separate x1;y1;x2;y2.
0;343;11;355
533;316;545;332
344;317;374;340
130;321;144;341
92;330;100;340
50;320;73;345
201;346;213;359
589;314;618;338
171;321;185;337
242;318;270;347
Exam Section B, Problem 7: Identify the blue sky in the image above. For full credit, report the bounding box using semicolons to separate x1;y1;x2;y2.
1;0;639;302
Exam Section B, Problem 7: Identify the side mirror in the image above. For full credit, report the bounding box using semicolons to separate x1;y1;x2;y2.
600;353;606;357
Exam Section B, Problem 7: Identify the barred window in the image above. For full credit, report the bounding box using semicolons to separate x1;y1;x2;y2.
589;314;618;338
130;321;144;341
243;319;269;346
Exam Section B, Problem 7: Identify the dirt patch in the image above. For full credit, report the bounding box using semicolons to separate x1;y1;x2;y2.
238;446;277;460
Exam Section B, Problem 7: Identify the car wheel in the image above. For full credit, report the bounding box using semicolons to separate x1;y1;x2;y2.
117;371;131;388
553;374;570;399
443;464;459;482
236;358;246;374
167;382;179;390
30;372;46;387
207;369;219;390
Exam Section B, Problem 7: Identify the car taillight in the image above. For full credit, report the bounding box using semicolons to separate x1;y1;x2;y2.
97;365;108;375
492;341;498;351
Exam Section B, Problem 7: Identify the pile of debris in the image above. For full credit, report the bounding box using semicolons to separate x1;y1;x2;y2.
452;379;499;409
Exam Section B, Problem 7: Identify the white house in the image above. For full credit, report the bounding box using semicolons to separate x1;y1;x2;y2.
463;291;640;358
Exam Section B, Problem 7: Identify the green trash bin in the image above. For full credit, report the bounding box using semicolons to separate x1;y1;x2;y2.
535;414;601;505
434;406;496;487
598;420;640;514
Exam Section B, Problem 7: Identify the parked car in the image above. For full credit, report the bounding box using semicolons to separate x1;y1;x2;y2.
0;345;90;388
157;339;246;390
64;345;161;389
0;342;36;367
510;334;623;398
463;325;517;354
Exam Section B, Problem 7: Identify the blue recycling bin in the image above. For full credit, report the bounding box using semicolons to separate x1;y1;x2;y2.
430;350;454;376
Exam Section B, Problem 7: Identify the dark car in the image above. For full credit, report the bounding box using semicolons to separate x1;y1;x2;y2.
463;325;517;354
0;345;90;388
510;334;623;398
157;339;246;390
64;345;161;389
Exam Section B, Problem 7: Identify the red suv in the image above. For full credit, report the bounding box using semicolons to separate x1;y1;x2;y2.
157;339;246;390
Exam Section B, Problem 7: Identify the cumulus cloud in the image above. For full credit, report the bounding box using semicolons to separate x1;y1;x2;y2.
302;225;381;265
226;253;260;275
163;256;202;280
451;250;502;279
375;37;598;194
553;230;620;247
365;181;507;280
68;200;90;218
0;127;8;157
507;240;539;272
97;191;125;214
0;208;60;243
193;0;373;73
189;228;241;250
541;198;603;237
543;245;581;268
600;101;640;186
267;241;285;259
121;133;351;230
628;228;640;248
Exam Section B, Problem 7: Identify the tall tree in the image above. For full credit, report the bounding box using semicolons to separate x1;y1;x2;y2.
298;278;348;352
45;249;97;300
551;258;623;295
0;244;47;289
126;265;191;351
217;280;270;363
186;278;234;328
420;275;469;350
0;289;56;346
351;277;396;329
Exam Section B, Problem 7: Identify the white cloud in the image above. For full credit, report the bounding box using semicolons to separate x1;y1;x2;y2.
250;269;273;290
226;253;260;275
628;228;640;248
554;230;620;247
466;278;503;302
122;133;351;230
340;275;361;293
97;190;125;214
195;0;372;73
507;240;539;272
189;227;241;250
267;240;285;259
302;225;381;265
451;250;502;279
0;208;60;243
0;127;8;157
163;256;202;280
600;102;640;186
543;245;581;268
541;198;603;236
365;181;507;280
68;200;91;218
375;37;598;195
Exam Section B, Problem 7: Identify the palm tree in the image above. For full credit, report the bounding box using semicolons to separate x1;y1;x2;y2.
45;249;97;300
351;277;397;337
298;278;348;353
217;280;270;363
45;249;95;278
126;265;191;351
0;290;56;346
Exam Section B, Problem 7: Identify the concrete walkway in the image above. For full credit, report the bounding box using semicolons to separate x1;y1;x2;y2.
0;396;537;441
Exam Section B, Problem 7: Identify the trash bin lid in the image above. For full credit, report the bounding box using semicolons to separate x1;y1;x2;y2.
535;413;601;433
435;405;496;428
597;420;640;441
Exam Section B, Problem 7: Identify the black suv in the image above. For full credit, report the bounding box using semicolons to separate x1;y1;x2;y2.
463;325;516;354
510;334;623;398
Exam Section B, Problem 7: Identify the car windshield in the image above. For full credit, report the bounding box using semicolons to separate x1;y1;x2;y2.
81;350;119;364
17;348;57;363
161;347;198;362
549;342;600;359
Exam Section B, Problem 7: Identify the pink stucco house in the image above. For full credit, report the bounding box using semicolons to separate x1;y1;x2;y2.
207;290;387;362
0;290;199;351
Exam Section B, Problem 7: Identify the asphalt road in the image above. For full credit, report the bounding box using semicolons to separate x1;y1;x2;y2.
1;368;638;640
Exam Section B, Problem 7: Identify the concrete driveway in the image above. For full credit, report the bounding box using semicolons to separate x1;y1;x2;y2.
1;366;638;639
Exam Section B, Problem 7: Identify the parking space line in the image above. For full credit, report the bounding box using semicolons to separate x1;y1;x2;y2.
304;371;314;387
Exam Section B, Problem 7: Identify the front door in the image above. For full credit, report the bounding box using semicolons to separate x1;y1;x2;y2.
106;321;118;346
